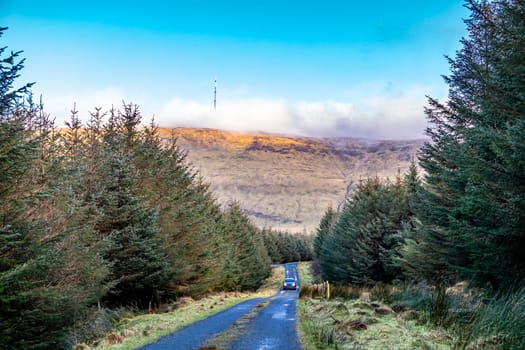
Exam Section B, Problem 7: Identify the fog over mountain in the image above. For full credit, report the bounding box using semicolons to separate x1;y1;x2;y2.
158;86;431;140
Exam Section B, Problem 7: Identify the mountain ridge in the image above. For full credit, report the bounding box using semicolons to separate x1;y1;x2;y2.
158;127;425;232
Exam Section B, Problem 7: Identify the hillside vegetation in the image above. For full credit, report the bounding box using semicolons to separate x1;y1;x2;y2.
157;127;424;231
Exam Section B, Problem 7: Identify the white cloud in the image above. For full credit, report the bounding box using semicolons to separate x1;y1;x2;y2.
158;97;296;134
44;84;432;140
42;87;128;124
157;89;430;140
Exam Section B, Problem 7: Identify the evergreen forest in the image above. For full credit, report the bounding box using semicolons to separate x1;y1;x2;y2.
314;1;525;348
0;26;311;348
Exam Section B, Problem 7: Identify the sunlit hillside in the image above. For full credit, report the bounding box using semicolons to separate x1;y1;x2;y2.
158;127;425;232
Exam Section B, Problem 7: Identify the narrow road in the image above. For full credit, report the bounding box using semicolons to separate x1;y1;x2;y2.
140;263;301;350
228;277;301;349
138;298;266;350
216;263;301;350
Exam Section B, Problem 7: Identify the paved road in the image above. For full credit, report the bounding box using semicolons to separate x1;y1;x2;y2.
138;298;266;350
228;288;301;349
225;263;301;350
140;263;301;350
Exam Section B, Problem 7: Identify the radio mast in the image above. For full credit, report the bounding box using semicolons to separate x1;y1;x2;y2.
214;77;217;110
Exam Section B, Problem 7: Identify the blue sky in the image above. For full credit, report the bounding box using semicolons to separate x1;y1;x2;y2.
1;1;468;139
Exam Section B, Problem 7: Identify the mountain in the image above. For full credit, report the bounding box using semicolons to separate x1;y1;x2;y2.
157;127;425;232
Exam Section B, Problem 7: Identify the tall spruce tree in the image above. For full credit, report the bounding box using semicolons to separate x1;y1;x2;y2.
0;27;108;349
222;202;271;290
95;109;169;305
320;176;413;285
406;0;525;288
314;207;338;259
261;228;282;263
0;30;47;347
132;125;228;296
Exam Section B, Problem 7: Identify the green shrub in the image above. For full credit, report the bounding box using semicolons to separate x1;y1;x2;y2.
64;307;128;348
393;281;433;312
393;281;451;326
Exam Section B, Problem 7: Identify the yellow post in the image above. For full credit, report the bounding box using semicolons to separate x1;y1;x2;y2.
326;281;331;300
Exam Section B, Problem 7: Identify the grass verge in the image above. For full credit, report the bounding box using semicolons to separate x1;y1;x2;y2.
297;297;454;350
79;265;284;350
298;278;525;350
453;285;525;350
296;261;318;285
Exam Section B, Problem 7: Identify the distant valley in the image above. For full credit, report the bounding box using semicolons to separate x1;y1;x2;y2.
158;128;425;232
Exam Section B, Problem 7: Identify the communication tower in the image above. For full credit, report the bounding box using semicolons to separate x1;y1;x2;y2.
214;77;217;110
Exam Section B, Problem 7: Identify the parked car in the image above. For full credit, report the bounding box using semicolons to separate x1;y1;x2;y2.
282;277;297;290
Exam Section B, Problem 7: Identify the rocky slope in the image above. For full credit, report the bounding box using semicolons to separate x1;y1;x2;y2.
157;128;425;232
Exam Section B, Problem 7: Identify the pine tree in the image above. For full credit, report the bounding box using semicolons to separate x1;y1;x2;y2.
319;176;413;285
319;201;354;284
222;202;271;290
0;27;63;348
0;27;107;349
261;228;283;263
97;151;167;305
132;124;228;296
313;207;338;259
92;110;170;305
408;0;525;288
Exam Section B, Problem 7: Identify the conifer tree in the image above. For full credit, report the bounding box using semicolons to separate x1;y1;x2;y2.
261;228;283;263
320;176;413;285
294;233;313;261
318;200;354;284
260;228;313;263
222;202;271;290
0;27;107;349
132;125;228;296
96;150;168;305
93;109;170;305
0;35;48;346
314;207;338;259
407;0;525;288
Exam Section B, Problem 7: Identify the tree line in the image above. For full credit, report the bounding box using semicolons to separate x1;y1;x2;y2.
262;228;314;264
0;26;284;348
314;0;525;292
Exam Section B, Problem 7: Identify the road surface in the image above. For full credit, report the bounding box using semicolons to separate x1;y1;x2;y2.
139;263;301;350
228;283;301;349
